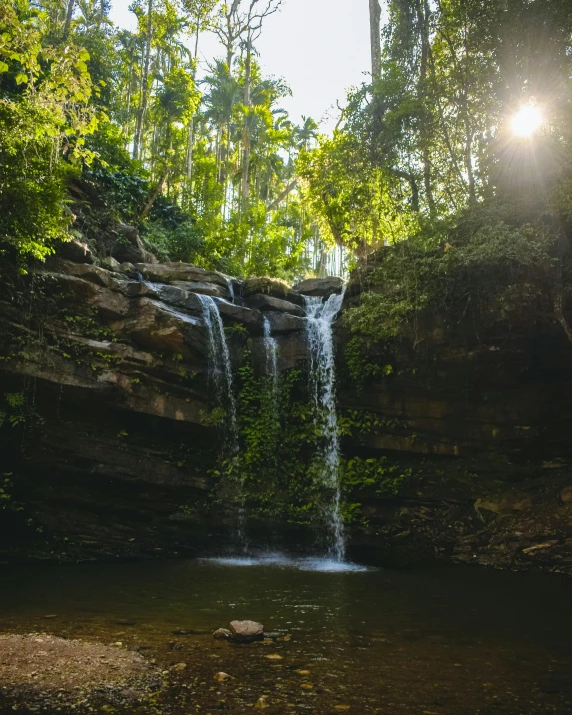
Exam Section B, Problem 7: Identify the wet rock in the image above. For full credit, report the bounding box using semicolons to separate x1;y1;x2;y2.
120;688;141;701
171;662;187;671
245;293;306;317
213;628;233;640
57;238;94;264
230;620;264;642
522;541;558;555
560;486;572;504
172;280;231;300
293;276;344;297
110;298;203;356
214;672;231;682
264;311;306;335
214;298;262;328
135;262;229;287
255;695;270;709
264;653;283;660
150;284;190;308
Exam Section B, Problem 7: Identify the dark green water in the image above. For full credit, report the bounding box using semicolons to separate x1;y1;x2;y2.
1;555;572;713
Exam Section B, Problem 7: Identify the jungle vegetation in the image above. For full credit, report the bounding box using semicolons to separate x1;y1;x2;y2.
1;0;572;317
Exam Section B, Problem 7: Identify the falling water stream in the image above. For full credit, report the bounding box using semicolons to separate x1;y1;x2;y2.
198;289;347;561
197;295;246;548
263;315;279;395
304;288;346;562
196;294;238;446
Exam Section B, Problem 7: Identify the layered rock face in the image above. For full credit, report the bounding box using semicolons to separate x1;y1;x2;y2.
338;265;572;573
0;258;312;559
2;253;572;574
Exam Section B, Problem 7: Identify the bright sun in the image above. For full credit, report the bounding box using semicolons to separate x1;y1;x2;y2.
511;104;543;138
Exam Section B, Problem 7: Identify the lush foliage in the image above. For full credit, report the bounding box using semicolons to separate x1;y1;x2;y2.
0;1;98;264
0;0;341;279
299;0;572;343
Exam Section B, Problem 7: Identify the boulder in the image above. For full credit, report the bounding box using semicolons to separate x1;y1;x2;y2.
42;273;130;320
150;284;190;308
101;256;121;272
112;224;158;265
110;298;204;357
294;277;344;298
265;311;306;335
56;238;94;264
241;277;304;307
213;298;262;328
560;486;572;504
172;280;231;300
245;293;305;317
229;620;264;642
135;262;229;287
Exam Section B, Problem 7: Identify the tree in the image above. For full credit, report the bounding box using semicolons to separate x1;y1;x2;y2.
133;0;154;160
369;0;381;80
0;1;97;262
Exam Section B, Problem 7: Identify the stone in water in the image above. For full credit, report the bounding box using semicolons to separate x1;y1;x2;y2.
230;620;264;642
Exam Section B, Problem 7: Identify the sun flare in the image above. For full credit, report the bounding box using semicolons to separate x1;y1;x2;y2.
511;104;543;138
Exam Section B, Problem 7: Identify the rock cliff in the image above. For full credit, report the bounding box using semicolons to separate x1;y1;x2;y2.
1;252;572;574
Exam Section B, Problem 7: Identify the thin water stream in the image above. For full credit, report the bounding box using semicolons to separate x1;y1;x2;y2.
1;558;572;714
263;315;279;396
304;291;346;562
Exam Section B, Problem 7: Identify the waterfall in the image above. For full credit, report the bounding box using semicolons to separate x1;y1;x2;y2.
225;278;235;304
263;316;279;393
197;294;246;549
304;289;346;562
197;294;237;450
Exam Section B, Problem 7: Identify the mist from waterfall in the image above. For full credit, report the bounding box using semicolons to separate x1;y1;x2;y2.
304;289;346;562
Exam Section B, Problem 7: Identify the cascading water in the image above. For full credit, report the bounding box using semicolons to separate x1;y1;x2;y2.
197;294;247;549
197;294;238;446
263;316;279;393
225;278;235;304
304;289;346;562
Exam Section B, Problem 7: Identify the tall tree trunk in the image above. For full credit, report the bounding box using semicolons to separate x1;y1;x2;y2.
241;40;252;201
267;180;298;212
141;165;170;218
369;0;382;80
187;24;201;180
63;0;75;39
133;0;154;161
465;115;476;202
98;0;106;28
417;0;435;214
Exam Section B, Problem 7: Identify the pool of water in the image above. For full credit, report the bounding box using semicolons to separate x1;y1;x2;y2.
1;554;572;713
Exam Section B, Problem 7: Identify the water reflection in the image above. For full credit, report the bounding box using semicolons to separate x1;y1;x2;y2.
1;557;572;713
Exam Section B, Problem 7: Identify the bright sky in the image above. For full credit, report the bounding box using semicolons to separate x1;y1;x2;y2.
109;0;371;131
